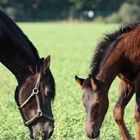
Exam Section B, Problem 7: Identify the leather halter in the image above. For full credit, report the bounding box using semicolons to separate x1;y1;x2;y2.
18;71;54;126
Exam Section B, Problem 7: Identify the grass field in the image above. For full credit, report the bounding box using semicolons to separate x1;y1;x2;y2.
0;22;136;140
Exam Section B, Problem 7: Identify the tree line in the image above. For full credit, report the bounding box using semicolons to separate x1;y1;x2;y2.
0;0;140;22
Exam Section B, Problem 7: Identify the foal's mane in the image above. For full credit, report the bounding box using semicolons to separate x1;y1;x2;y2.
90;21;140;76
0;9;40;63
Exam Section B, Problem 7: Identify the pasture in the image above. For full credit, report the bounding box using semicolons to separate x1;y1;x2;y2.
0;22;136;140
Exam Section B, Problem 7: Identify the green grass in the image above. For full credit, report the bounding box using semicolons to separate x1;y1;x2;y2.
0;22;136;140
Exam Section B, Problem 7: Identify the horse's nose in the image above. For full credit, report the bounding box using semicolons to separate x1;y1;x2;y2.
87;130;94;139
42;128;54;140
48;129;54;138
47;127;54;138
87;130;100;139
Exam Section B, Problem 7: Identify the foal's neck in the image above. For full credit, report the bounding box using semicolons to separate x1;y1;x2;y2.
96;68;118;90
95;45;123;90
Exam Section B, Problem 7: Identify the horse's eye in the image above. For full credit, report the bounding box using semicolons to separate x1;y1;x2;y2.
47;93;50;97
46;91;52;98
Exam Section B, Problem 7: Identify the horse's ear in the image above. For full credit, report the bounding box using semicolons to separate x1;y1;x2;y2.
40;57;44;62
75;75;84;89
43;55;51;71
89;75;98;91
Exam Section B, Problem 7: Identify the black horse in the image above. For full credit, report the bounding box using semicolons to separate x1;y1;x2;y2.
0;10;55;140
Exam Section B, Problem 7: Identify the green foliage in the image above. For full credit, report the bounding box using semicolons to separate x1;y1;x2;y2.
119;3;140;22
105;3;140;23
0;0;134;21
105;13;121;23
5;7;17;20
0;23;135;139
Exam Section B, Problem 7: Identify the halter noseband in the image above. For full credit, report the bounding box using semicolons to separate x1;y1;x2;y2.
18;71;54;126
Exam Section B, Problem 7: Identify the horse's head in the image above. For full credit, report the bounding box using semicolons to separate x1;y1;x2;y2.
75;75;109;139
15;55;55;140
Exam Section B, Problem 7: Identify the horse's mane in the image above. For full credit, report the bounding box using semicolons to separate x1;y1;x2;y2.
0;9;40;63
90;21;140;76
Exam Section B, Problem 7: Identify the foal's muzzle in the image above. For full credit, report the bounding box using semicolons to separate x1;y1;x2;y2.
87;129;100;139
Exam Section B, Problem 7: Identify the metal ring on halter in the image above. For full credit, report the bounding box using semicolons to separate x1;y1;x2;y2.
32;88;39;94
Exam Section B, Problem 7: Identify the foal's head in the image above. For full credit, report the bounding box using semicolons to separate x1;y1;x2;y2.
15;56;55;140
75;75;109;139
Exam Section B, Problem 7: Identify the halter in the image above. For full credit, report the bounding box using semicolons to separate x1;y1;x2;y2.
18;71;54;126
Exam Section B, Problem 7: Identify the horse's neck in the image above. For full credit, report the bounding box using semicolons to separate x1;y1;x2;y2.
0;42;38;84
96;45;123;90
96;67;118;90
0;56;37;84
0;14;40;84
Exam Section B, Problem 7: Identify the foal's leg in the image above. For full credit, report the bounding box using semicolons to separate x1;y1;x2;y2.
135;94;140;140
113;80;134;140
134;80;140;140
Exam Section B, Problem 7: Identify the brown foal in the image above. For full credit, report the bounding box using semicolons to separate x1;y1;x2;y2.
75;22;140;140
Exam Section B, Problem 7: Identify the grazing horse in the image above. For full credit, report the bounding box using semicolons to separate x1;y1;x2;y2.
75;22;140;140
0;10;55;140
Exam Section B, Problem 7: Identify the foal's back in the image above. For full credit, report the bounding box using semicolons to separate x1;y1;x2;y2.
117;25;140;82
123;25;140;64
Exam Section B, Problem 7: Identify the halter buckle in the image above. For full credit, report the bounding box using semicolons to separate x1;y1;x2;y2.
32;88;39;94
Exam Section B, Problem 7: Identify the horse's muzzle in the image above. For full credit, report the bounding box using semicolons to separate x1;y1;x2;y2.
87;129;100;139
42;128;54;140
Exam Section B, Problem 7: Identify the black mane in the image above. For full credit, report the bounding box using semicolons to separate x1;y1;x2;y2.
90;21;140;76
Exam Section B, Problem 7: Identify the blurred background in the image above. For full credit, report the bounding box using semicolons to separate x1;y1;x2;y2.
0;0;140;23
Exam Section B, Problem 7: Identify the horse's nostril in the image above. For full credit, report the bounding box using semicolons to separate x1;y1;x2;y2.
42;133;48;140
87;130;100;139
87;131;94;139
48;129;54;138
42;129;54;139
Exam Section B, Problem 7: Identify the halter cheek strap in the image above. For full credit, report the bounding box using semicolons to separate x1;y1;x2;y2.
18;72;54;126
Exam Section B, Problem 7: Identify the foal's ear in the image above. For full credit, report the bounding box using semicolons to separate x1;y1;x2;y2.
89;75;98;91
43;55;51;71
75;75;84;89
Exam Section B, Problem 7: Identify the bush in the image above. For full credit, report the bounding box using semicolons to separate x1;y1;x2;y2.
105;2;140;23
105;13;121;23
5;7;16;20
5;6;26;21
119;3;140;22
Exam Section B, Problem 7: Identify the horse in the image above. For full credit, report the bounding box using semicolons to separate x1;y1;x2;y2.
0;10;55;140
75;22;140;140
